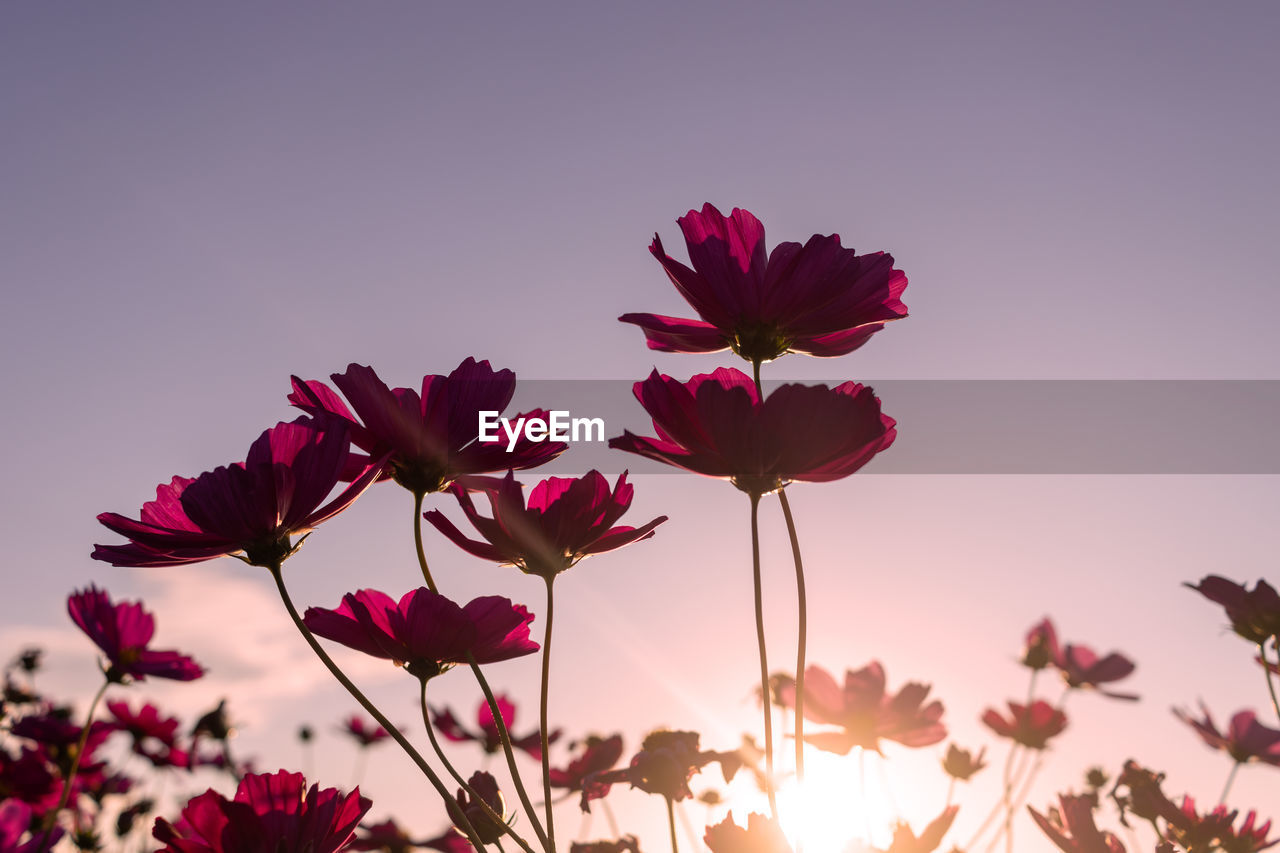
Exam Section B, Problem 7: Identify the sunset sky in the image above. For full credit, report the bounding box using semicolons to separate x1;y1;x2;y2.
3;3;1278;851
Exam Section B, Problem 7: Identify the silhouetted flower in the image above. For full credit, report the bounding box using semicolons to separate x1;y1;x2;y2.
981;701;1067;750
587;731;740;806
792;662;945;755
571;836;642;853
340;715;394;748
351;819;470;853
1186;576;1280;645
876;806;958;853
941;744;987;781
1056;644;1138;701
610;369;895;496
289;359;564;495
549;734;625;795
1022;619;1061;671
67;586;203;683
704;812;792;853
1029;795;1125;853
620;203;907;362
431;694;560;760
1109;761;1183;831
1164;797;1278;853
94;418;381;568
426;470;666;580
1173;703;1280;766
455;771;507;844
303;588;538;680
153;769;369;853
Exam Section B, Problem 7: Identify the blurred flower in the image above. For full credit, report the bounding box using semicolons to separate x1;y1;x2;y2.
1186;576;1280;645
431;694;560;760
0;799;63;853
67;586;203;683
153;769;369;853
1022;619;1061;671
297;725;314;743
586;731;741;806
289;359;564;495
704;812;792;853
426;470;666;580
571;836;642;853
104;700;182;766
981;701;1068;750
1056;644;1138;701
549;734;625;795
1029;794;1125;853
790;662;946;755
455;771;507;844
192;699;233;742
94;417;381;568
941;744;987;781
1173;703;1280;766
340;714;395;748
610;369;895;496
1109;761;1183;831
620;203;907;362
303;588;537;680
876;806;958;853
1165;797;1278;853
351;819;471;853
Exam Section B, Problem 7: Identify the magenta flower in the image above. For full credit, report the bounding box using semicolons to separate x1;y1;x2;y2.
621;203;907;363
152;769;370;853
431;694;561;760
1186;575;1280;645
94;417;381;568
1056;644;1138;700
303;588;538;680
704;812;793;853
1173;703;1280;766
455;771;508;844
339;714;395;748
425;470;666;580
791;662;945;755
289;359;565;495
67;586;203;683
610;369;895;496
1029;795;1126;853
1166;798;1279;853
982;700;1068;750
0;799;63;853
351;820;470;853
549;734;625;793
1022;618;1061;670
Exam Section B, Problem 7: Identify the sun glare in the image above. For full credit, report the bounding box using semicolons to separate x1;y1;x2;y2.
773;748;907;853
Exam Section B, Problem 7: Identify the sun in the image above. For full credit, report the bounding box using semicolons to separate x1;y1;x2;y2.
774;748;906;853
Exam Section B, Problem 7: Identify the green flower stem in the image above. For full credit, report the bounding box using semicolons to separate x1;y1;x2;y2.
414;490;439;592
777;488;807;789
267;563;487;851
540;575;558;853
750;493;778;819
466;653;551;851
50;677;109;822
665;796;680;853
421;680;537;853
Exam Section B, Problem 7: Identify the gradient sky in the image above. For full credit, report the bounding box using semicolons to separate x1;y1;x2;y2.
3;3;1278;851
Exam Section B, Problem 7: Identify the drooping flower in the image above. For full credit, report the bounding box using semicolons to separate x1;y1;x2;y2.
425;470;666;580
289;359;565;495
94;417;382;568
609;369;895;496
791;662;945;755
1029;795;1126;853
704;812;793;853
1172;703;1280;766
339;715;395;749
620;203;907;362
981;701;1068;750
152;769;370;853
875;806;958;853
549;734;625;794
431;694;561;760
941;744;987;781
454;771;508;844
1055;644;1138;701
303;588;538;680
67;586;203;683
1186;576;1280;645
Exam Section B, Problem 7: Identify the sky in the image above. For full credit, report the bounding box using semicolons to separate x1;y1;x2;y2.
2;2;1279;851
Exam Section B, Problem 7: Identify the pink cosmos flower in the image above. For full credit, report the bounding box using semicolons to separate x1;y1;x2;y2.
339;715;395;748
350;820;471;853
621;203;907;363
609;369;895;496
1165;798;1278;852
585;731;740;807
1029;795;1126;853
1172;703;1280;766
303;588;538;680
1022;618;1061;670
981;700;1068;750
289;359;565;495
94;417;381;568
790;662;946;755
1186;575;1280;645
425;470;666;580
704;812;792;853
0;799;63;853
876;806;958;853
152;769;370;853
549;734;625;793
67;586;203;683
431;694;561;760
941;744;987;781
455;771;507;844
1056;644;1138;701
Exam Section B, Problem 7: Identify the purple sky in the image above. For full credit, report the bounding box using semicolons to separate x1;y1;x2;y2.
3;3;1278;851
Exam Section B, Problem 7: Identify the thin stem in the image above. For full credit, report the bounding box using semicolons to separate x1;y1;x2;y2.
1220;762;1241;805
267;563;487;851
414;490;439;592
540;576;557;853
1262;641;1280;726
421;680;537;853
51;678;109;820
601;800;621;838
752;359;763;394
666;796;680;853
466;654;550;850
221;739;242;783
777;488;807;790
749;493;778;819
